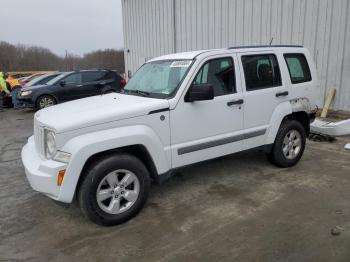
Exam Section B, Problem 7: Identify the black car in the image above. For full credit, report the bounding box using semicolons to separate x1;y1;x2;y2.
18;70;126;109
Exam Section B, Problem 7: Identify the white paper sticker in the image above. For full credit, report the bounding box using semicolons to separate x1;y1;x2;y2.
170;60;192;68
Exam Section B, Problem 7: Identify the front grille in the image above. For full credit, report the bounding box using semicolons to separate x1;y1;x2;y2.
34;122;45;158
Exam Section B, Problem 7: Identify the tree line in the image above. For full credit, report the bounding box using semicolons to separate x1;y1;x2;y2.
0;41;125;73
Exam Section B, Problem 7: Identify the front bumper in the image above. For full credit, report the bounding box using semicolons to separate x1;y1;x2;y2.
22;136;68;201
17;96;35;108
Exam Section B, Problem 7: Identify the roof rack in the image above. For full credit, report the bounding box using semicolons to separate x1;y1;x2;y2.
228;45;303;49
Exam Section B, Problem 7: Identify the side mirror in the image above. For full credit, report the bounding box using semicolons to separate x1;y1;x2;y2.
59;80;66;87
185;84;214;102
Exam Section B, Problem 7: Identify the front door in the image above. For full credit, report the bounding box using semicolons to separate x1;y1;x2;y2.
81;71;107;97
170;55;244;168
56;72;83;101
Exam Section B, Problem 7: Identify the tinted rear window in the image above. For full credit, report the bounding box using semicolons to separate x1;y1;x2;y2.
82;71;105;83
104;71;118;80
284;53;312;84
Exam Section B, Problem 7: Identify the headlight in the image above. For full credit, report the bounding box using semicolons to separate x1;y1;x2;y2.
53;151;71;163
20;90;32;96
45;130;56;159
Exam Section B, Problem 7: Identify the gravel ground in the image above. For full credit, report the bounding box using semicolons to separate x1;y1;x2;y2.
0;108;350;262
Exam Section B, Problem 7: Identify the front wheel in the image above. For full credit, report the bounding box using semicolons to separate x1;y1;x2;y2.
36;95;56;109
78;153;150;226
267;120;306;167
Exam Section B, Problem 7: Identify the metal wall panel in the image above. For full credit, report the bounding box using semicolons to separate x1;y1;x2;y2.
122;0;350;111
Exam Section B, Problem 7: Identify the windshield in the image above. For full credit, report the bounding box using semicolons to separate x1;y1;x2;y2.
46;72;69;85
25;73;59;87
123;60;193;98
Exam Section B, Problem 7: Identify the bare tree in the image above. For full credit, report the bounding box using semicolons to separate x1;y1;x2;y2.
0;41;125;73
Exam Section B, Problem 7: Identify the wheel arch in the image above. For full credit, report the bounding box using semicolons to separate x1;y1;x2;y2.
35;93;58;108
57;125;170;203
76;144;158;198
282;111;310;136
265;101;311;145
101;85;117;94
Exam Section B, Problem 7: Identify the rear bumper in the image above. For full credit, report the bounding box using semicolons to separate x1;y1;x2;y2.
22;136;68;202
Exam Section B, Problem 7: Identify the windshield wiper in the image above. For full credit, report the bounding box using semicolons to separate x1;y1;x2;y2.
122;89;150;97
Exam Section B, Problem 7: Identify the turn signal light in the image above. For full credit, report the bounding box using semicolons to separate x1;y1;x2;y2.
57;170;66;186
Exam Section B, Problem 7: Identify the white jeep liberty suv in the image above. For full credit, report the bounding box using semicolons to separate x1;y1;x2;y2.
22;46;318;226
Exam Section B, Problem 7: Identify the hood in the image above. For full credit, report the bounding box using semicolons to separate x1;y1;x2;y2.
22;84;47;91
35;93;169;133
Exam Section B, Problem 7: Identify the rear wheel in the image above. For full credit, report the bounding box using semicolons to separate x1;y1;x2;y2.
102;89;115;94
36;95;56;109
78;153;150;226
267;120;306;167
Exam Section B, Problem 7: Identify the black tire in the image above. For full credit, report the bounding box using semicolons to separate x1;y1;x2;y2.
36;95;56;109
102;89;115;94
78;153;150;226
267;120;306;168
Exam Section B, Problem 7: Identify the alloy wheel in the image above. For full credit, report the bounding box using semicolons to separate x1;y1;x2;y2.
96;169;140;214
282;129;302;160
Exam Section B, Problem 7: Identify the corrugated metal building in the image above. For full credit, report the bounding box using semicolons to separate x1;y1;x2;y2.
122;0;350;112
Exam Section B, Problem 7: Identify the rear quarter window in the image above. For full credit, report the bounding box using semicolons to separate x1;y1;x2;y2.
82;71;105;83
284;53;312;84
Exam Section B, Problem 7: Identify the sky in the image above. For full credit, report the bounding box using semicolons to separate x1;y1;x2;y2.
1;0;124;56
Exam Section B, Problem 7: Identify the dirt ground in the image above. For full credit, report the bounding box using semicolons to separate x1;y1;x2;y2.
0;108;350;262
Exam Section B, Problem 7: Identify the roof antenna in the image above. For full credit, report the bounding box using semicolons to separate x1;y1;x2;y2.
269;37;274;46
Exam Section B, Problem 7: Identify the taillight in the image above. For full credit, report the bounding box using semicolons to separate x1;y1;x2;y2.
120;79;126;86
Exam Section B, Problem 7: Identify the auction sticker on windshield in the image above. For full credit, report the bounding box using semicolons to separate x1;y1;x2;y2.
170;60;192;68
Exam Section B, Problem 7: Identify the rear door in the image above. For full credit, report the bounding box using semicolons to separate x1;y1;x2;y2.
170;55;244;168
81;71;107;96
237;51;288;149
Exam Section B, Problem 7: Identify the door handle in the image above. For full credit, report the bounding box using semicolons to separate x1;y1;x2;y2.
276;91;289;97
227;99;244;106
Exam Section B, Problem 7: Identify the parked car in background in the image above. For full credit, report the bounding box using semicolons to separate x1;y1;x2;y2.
10;73;32;79
24;72;62;87
18;69;126;109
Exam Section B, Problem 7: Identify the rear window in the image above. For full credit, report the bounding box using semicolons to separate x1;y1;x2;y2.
82;71;105;83
103;71;118;80
284;53;312;84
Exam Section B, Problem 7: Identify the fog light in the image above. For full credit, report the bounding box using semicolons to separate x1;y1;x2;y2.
57;170;66;186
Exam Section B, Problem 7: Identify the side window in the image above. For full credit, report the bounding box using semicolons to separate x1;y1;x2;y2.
63;73;82;85
284;53;312;84
103;71;118;80
241;54;281;91
82;71;105;83
193;57;236;96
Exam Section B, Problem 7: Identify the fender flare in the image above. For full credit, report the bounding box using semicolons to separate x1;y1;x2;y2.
265;101;293;145
58;125;170;203
265;98;313;145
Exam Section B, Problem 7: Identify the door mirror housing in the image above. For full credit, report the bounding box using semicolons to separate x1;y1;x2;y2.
185;84;214;102
59;80;66;87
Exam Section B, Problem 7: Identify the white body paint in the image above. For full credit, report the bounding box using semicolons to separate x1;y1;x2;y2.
22;46;318;203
